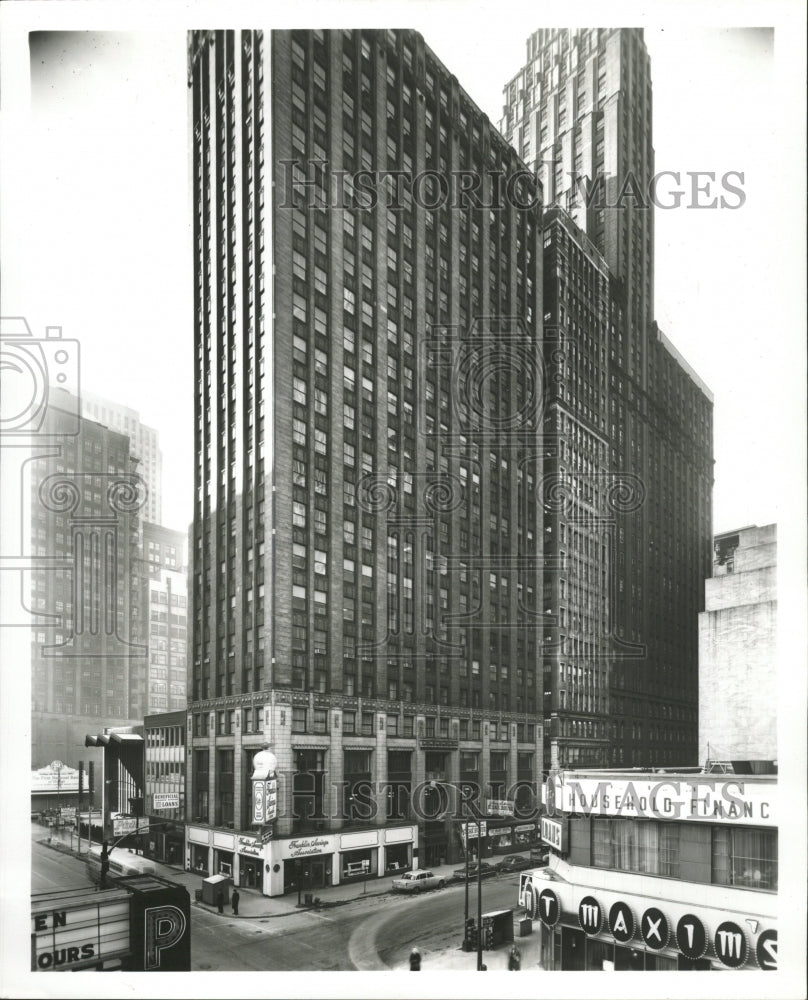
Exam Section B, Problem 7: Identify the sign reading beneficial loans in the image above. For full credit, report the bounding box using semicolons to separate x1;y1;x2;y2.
152;794;180;810
486;799;514;817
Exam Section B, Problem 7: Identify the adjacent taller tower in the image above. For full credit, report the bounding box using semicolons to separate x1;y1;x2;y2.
501;27;654;368
501;29;713;770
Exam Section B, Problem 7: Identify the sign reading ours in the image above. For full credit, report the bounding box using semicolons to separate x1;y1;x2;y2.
578;896;602;936
608;901;635;943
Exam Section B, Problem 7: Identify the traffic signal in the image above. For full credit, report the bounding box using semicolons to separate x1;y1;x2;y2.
78;761;84;797
88;762;95;805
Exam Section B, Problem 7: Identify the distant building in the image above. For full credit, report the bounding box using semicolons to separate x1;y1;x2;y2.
81;390;163;524
699;524;777;766
140;523;188;714
31;394;148;769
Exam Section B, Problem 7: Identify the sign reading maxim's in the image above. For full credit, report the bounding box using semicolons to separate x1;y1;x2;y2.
546;776;775;825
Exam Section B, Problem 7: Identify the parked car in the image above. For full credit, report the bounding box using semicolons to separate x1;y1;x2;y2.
496;854;534;873
391;869;446;893
453;861;495;880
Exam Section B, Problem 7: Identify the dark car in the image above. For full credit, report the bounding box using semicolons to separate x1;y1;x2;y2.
496;854;534;873
453;861;495;880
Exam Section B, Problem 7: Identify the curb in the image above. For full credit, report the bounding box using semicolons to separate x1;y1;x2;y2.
193;887;390;919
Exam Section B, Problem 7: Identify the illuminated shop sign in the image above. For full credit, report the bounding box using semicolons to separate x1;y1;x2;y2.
540;815;567;851
676;914;707;960
31;878;191;972
557;892;774;970
578;896;602;936
608;901;635;944
714;920;747;968
755;929;777;970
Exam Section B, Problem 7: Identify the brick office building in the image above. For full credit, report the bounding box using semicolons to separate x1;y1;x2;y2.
185;28;546;895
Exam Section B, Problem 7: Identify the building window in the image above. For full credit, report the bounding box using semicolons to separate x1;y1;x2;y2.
712;827;777;891
343;710;356;735
592;819;680;878
292;707;307;733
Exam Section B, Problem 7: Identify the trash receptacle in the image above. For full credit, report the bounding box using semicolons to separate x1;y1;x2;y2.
304;892;314;905
519;917;532;937
195;889;203;902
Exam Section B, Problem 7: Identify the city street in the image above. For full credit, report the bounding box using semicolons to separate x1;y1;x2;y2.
31;827;522;971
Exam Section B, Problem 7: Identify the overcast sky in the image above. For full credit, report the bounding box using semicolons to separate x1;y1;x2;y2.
2;3;803;541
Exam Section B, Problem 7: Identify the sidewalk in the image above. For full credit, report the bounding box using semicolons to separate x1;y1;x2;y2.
39;829;465;919
185;859;468;919
40;829;528;924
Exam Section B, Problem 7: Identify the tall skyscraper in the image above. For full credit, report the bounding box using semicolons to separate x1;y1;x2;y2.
30;390;148;768
187;28;547;893
501;29;714;768
81;390;163;524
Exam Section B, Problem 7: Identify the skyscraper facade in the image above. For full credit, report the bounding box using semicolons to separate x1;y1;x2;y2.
186;28;547;892
30;391;148;768
501;29;713;768
80;390;163;524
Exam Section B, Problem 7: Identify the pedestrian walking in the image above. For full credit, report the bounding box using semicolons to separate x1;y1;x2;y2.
217;891;224;914
409;948;421;971
508;944;521;971
231;888;240;916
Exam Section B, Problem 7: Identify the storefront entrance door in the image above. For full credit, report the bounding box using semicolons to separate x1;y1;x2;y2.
310;860;326;889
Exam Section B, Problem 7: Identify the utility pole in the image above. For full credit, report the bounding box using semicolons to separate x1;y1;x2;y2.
476;822;483;971
463;819;470;948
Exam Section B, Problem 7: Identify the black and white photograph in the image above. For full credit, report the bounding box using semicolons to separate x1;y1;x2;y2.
0;1;805;998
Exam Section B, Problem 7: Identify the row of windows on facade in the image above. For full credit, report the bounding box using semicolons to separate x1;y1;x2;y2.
192;705;537;745
590;818;777;892
193;743;531;782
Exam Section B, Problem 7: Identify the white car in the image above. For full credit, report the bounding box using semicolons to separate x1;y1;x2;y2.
391;869;446;893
